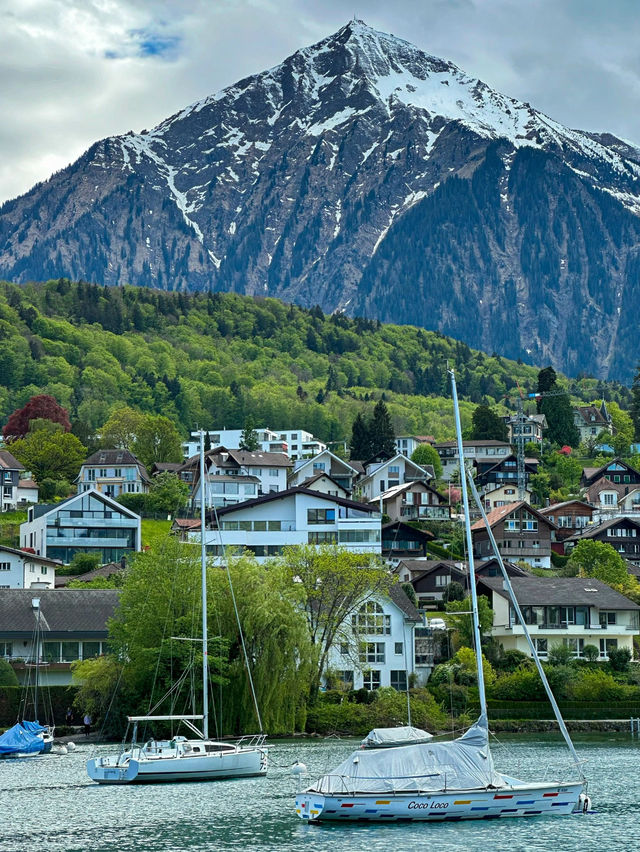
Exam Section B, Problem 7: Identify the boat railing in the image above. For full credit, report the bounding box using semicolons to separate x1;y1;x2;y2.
316;771;446;796
234;733;267;749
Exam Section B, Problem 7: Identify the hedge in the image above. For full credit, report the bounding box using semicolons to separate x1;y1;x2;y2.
0;686;79;728
480;700;640;720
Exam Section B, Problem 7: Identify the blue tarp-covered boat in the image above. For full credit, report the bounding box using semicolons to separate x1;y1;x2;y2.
0;721;47;756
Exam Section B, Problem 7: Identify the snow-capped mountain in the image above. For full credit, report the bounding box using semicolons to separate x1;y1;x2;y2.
1;20;640;381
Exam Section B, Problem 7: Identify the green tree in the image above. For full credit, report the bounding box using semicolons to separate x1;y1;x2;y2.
147;472;190;514
99;407;144;451
280;544;392;699
369;400;396;457
410;443;443;478
0;659;18;686
528;471;550;506
536;367;580;447
469;405;508;441
567;540;634;591
607;402;634;456
239;417;260;451
10;426;87;482
133;415;183;470
349;412;372;460
445;595;494;649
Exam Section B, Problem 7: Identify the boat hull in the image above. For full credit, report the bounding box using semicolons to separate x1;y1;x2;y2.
87;746;268;785
295;781;584;822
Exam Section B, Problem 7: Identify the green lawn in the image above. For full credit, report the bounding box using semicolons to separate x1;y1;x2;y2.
141;519;172;550
0;509;27;548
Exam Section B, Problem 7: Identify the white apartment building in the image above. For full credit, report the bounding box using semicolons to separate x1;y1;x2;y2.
184;428;326;461
395;436;433;458
433;440;512;481
325;586;424;690
198;487;382;562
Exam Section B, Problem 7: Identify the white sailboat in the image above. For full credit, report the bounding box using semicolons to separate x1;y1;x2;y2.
295;370;589;822
87;431;268;784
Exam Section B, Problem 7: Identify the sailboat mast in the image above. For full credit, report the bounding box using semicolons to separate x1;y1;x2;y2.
450;370;487;717
200;430;209;740
33;600;40;722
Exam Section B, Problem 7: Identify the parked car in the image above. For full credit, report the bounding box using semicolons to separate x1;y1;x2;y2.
428;617;447;630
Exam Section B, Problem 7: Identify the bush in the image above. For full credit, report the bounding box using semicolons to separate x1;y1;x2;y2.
608;647;632;673
583;644;599;663
567;669;628;702
490;668;547;701
497;649;532;672
548;643;575;666
545;664;579;700
0;660;18;687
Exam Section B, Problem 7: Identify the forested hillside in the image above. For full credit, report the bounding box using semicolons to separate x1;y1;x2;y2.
0;279;630;442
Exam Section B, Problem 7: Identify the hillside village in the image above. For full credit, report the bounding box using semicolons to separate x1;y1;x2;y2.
2;370;640;731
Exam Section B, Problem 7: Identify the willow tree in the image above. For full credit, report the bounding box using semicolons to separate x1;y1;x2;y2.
280;544;392;699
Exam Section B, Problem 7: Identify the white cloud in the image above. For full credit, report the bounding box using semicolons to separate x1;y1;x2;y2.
2;0;640;203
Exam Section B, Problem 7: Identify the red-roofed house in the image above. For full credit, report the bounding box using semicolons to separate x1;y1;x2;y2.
471;501;556;570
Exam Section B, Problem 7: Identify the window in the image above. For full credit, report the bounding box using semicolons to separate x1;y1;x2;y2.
269;469;278;477
353;602;391;635
600;638;618;658
313;462;326;471
563;638;584;657
338;670;354;687
534;638;548;657
113;468;121;478
0;562;10;571
505;519;519;531
435;575;449;587
339;643;349;655
86;469;96;481
389;465;400;475
307;508;336;524
362;670;381;690
338;530;380;543
394;642;403;655
599;611;617;626
390;670;407;691
99;469;107;478
522;520;538;531
308;531;338;544
82;642;101;659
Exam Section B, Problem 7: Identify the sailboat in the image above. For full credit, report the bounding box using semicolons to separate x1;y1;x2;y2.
87;432;268;784
0;597;54;758
295;370;588;822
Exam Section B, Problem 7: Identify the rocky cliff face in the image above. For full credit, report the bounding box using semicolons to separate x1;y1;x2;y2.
1;20;640;381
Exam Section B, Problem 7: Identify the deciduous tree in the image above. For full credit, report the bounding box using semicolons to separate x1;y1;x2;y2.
3;394;71;442
410;443;443;478
10;425;86;483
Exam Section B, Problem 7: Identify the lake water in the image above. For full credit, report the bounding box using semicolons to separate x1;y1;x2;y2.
1;734;637;852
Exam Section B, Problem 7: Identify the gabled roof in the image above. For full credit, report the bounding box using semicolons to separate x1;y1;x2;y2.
55;562;125;587
406;561;467;585
208;486;378;521
150;462;183;474
171;518;201;530
359;454;431;484
388;584;422;621
479;576;640;609
470;501;557;531
228;449;292;468
0;450;24;471
564;515;640;543
81;449;151;483
371;480;446;503
300;472;348;493
539;500;594;515
381;521;434;542
292;449;358;477
29;488;141;521
0;589;121;636
581;458;640;485
574;405;609;426
0;546;61;567
17;479;38;490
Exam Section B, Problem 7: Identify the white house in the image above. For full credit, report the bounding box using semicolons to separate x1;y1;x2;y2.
0;450;26;511
478;575;639;661
324;586;424;690
394;436;434;458
16;478;39;506
198;487;382;561
20;489;141;565
289;449;359;494
0;589;119;685
433;440;512;481
184;427;326;461
77;449;151;497
356;454;431;501
0;545;61;590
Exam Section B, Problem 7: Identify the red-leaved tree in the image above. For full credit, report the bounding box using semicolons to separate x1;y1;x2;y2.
2;395;71;442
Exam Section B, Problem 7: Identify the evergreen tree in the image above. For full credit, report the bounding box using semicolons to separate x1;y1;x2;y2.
631;363;640;442
536;367;580;447
239;417;260;451
369;400;396;457
349;412;372;460
204;431;211;452
469;404;508;441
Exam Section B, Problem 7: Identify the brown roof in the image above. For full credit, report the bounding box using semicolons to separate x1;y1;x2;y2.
17;479;38;489
171;518;201;529
479;576;640;609
55;562;125;587
540;500;594;515
575;405;608;426
564;516;640;543
388;584;422;621
0;589;120;636
83;449;151;483
0;450;24;471
471;501;556;531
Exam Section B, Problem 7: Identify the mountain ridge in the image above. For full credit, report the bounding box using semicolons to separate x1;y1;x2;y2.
1;20;639;381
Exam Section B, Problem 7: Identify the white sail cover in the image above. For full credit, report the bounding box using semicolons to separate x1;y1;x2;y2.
361;726;433;748
311;716;507;795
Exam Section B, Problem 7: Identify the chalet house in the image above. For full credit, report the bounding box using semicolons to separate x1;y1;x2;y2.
0;450;29;511
539;500;595;545
288;450;358;494
581;459;640;512
564;517;640;565
433;440;511;481
180;446;292;509
477;576;639;661
573;402;613;444
0;589;119;686
372;480;449;523
504;413;547;446
77;449;151;497
356;454;431;501
325;586;425;690
0;545;61;590
20;489;141;565
475;454;539;490
471;501;556;570
199;487;381;562
381;521;433;563
397;560;467;608
481;484;532;512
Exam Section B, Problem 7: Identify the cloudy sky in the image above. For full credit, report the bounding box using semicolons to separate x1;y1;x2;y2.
2;0;640;204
